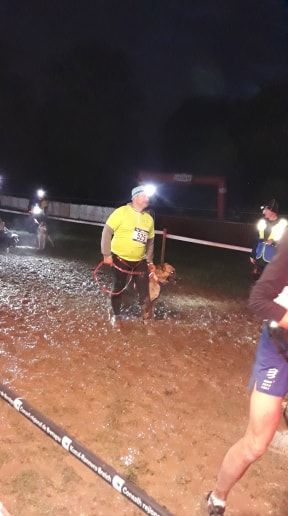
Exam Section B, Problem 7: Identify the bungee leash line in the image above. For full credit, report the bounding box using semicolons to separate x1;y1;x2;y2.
93;260;144;296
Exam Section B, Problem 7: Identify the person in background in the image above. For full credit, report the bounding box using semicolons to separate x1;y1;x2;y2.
0;218;19;249
28;188;48;215
27;188;49;233
206;228;288;515
101;185;155;328
250;199;287;278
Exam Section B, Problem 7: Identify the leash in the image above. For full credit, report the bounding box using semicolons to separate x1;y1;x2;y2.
93;260;144;296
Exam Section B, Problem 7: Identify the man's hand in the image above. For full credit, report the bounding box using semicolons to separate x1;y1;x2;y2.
103;255;113;266
250;257;256;264
148;262;157;281
278;310;288;329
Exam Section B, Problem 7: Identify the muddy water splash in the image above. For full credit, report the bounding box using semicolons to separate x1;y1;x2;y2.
0;251;287;515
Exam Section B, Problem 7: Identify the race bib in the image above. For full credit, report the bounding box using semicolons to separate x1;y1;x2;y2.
132;227;148;244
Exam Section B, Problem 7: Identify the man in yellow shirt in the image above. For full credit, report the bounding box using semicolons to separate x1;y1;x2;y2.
101;185;155;327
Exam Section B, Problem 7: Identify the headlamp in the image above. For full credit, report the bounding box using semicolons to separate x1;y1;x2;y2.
143;184;156;197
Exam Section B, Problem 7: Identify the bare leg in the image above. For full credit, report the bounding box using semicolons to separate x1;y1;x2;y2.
214;387;283;501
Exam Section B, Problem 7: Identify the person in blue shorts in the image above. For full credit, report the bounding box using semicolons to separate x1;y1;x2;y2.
206;228;288;515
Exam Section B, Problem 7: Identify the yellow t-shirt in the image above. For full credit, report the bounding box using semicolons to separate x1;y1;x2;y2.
106;204;154;261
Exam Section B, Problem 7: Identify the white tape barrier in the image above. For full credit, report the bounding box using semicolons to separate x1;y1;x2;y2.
0;208;105;227
0;207;251;253
166;233;251;253
44;214;105;228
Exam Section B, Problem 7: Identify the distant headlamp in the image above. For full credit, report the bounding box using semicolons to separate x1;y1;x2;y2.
37;188;45;199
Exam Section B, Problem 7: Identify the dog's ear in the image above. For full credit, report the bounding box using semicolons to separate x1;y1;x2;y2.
164;264;176;278
162;263;175;274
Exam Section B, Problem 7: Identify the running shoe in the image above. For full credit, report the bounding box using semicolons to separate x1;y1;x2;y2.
206;492;226;515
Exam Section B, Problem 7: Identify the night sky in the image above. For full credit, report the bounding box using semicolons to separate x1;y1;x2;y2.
2;1;288;114
0;1;288;210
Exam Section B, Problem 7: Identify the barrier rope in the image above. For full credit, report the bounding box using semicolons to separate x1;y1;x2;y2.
93;259;144;296
0;207;251;253
0;384;172;516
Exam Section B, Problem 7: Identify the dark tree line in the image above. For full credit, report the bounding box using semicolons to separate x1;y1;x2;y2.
161;82;288;211
0;41;144;202
1;34;288;212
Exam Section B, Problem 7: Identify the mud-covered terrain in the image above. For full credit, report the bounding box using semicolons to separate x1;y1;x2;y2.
1;239;288;516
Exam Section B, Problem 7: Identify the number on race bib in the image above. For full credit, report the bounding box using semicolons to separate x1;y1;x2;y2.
132;227;149;243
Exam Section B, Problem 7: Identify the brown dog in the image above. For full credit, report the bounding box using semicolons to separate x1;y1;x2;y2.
147;262;176;317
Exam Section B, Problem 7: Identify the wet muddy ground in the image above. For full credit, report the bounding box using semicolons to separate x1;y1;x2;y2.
1;228;288;515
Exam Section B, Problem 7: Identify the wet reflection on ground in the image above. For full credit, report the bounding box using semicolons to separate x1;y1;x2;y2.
1;249;288;515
